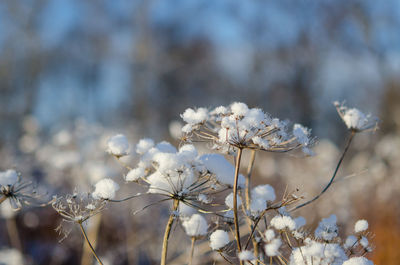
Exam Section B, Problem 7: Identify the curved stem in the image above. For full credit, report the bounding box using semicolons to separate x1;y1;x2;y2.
233;148;244;265
188;237;196;265
161;199;179;265
0;196;7;205
291;131;355;211
78;222;103;265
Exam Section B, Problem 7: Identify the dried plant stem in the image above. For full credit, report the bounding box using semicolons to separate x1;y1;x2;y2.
233;148;244;260
161;199;179;265
0;196;7;205
188;237;196;265
218;252;234;265
81;213;102;265
245;150;256;208
245;150;259;265
6;217;22;251
78;222;103;265
291;131;355;211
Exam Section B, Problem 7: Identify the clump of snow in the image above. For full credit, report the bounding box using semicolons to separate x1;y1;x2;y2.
231;102;249;117
250;184;276;214
270;215;296;231
136;138;154;155
181;108;209;133
92;178;119;200
125;168;145;182
225;192;242;209
238;250;255;261
182;214;208;237
343;109;368;130
209;230;230;250
290;240;347;265
265;238;282;256
359;236;369;248
0;169;18;186
107;134;130;156
342;257;374;265
200;154;245;187
314;215;338;241
265;229;275;241
344;235;358;249
354;219;368;233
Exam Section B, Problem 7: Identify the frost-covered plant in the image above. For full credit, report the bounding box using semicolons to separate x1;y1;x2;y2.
0;169;47;210
181;102;313;264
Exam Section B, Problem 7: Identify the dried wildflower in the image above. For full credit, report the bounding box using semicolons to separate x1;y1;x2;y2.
0;169;47;210
181;102;313;154
52;191;106;224
334;101;379;132
209;230;230;250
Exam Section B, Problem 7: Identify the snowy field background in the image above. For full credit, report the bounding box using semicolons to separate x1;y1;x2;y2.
0;1;400;264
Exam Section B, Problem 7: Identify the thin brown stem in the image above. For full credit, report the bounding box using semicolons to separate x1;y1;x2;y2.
161;199;179;265
188;237;196;265
291;131;355;211
78;222;103;265
233;148;243;259
245;150;258;265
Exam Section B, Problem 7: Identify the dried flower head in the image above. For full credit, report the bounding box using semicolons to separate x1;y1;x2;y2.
0;169;48;210
181;102;313;154
334;101;379;132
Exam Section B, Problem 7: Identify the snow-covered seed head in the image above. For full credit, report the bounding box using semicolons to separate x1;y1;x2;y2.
314;214;338;241
270;215;297;231
181;102;312;154
238;250;255;261
354;219;368;233
334;101;378;132
209;230;230;250
92;178;119;200
107;134;130;157
182;214;208;237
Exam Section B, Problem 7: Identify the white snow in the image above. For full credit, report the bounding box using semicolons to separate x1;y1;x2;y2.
92;178;120;200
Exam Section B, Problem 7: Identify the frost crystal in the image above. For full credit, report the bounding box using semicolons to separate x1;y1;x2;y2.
182;214;208;237
209;230;230;250
354;219;368;233
92;178;119;200
107;134;130;156
0;170;18;187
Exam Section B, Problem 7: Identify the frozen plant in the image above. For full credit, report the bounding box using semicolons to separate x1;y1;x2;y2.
0;169;47;210
181;102;313;263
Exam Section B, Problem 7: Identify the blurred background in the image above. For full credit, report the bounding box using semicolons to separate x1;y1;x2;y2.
0;0;399;264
